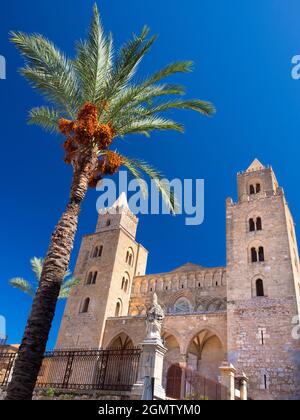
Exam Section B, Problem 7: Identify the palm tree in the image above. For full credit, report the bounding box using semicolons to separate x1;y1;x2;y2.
9;257;79;299
6;4;215;400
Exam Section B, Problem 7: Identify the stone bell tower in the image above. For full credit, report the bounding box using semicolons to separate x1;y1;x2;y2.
226;159;300;400
56;193;148;349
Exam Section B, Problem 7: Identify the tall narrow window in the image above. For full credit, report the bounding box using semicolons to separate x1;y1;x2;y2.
251;247;258;262
81;297;90;313
256;279;264;297
249;218;255;232
93;247;99;258
92;272;97;285
250;185;255;195
126;249;134;266
258;246;265;262
87;272;93;285
256;183;261;193
256;217;262;231
115;301;122;317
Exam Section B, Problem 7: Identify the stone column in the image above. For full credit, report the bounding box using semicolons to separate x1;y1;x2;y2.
132;335;167;400
219;362;236;400
179;354;188;399
236;373;248;401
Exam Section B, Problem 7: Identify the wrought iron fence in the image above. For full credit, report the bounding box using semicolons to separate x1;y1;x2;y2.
0;348;141;392
0;351;16;387
184;368;225;400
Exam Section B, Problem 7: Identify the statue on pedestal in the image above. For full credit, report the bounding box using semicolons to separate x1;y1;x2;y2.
146;293;165;340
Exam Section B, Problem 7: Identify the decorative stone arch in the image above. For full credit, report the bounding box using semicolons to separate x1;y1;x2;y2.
204;272;213;288
212;270;223;287
221;270;226;286
162;327;182;350
166;290;194;308
156;277;164;291
206;298;224;312
149;277;156;292
163;277;172;291
195;298;210;312
173;297;192;314
185;328;226;381
183;325;226;355
178;274;188;290
105;330;136;349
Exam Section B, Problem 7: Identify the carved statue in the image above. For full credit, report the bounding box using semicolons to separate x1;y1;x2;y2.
146;293;165;339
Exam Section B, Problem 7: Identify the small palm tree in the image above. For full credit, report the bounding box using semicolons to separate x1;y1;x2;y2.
6;4;215;400
9;257;79;299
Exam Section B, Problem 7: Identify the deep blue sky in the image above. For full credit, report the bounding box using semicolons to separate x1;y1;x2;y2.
1;0;300;348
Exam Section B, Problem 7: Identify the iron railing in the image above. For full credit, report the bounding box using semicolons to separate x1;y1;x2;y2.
184;368;225;400
0;348;141;392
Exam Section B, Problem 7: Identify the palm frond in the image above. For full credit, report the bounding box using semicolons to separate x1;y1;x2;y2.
142;61;193;87
10;31;80;117
121;156;179;214
142;99;215;116
74;4;113;104
28;106;61;133
116;116;184;136
9;278;35;298
103;26;156;101
59;277;80;299
30;257;44;282
107;84;185;123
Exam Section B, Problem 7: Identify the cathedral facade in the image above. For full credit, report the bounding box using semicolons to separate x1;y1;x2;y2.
56;159;300;400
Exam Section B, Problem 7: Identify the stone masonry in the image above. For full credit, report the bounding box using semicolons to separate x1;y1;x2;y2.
56;159;300;400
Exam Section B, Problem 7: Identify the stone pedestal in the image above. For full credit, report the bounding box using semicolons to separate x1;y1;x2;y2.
219;362;236;400
131;336;167;400
236;373;249;401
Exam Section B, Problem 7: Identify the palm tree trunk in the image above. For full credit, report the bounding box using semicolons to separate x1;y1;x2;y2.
5;152;98;400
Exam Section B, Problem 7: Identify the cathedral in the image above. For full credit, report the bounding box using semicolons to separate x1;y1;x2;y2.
56;159;300;400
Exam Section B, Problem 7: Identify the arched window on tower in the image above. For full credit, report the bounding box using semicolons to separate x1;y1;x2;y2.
258;246;265;262
249;218;255;232
249;185;255;195
251;247;258;263
87;272;93;285
256;183;261;193
256;217;262;231
92;271;97;284
87;271;97;285
126;248;134;266
81;297;90;313
115;300;122;317
256;279;264;297
93;247;99;258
